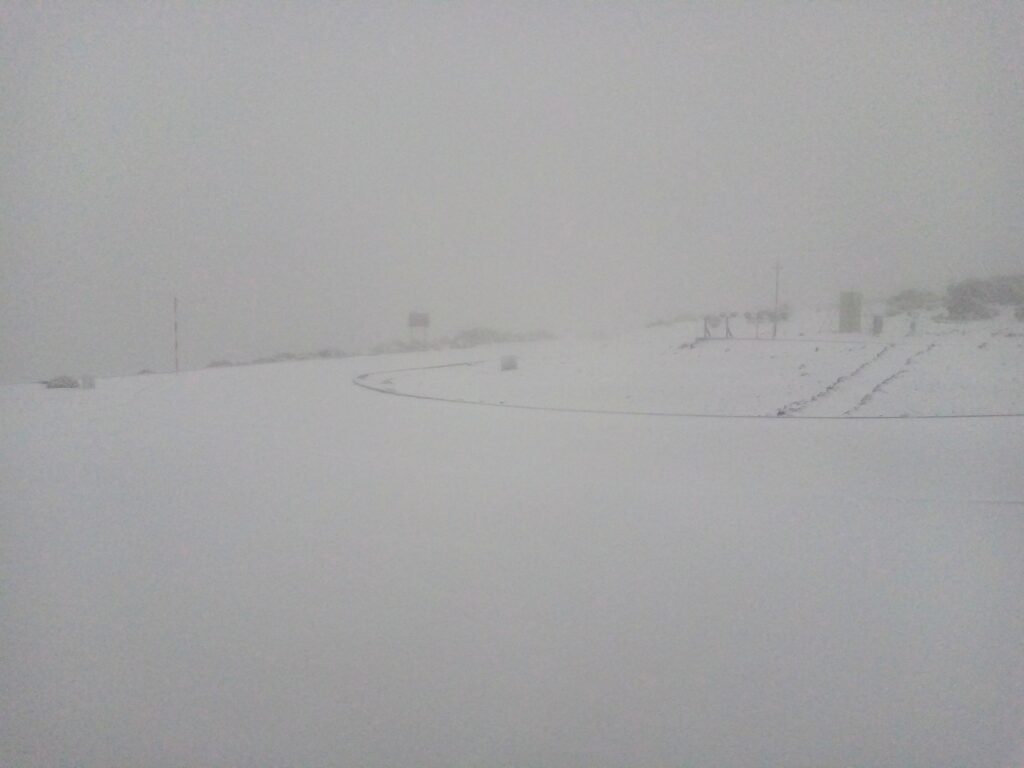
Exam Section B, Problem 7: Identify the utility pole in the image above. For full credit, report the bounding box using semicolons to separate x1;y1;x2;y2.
772;260;781;339
173;296;180;373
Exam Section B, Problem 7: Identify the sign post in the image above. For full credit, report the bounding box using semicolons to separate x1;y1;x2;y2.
408;311;430;347
772;260;781;339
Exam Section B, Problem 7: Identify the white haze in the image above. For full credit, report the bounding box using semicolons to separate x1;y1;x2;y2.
3;5;1024;767
2;2;1022;381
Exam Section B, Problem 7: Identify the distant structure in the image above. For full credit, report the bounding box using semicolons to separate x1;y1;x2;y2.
839;292;863;333
408;311;430;346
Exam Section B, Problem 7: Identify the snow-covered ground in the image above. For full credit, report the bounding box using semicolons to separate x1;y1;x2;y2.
2;314;1023;767
358;311;1024;417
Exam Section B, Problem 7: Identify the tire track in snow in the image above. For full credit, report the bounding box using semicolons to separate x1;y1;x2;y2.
843;342;937;416
777;344;894;416
352;353;1024;420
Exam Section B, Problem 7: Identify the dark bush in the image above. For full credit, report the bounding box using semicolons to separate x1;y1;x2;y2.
45;375;79;389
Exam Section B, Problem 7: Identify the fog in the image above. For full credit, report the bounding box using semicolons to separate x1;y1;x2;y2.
2;2;1022;381
3;6;1024;768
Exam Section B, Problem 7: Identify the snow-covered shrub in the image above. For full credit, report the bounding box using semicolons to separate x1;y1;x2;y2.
45;375;79;389
945;275;1024;320
945;281;999;320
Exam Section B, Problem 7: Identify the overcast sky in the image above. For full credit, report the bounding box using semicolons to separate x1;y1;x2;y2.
2;1;1021;381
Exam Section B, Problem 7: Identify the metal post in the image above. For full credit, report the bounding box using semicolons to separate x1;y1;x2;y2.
772;260;781;339
174;296;179;373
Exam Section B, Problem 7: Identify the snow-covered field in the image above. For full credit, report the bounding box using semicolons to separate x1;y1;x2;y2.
358;312;1024;417
2;314;1024;767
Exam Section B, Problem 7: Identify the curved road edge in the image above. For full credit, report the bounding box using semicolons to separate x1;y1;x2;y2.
351;359;1024;421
